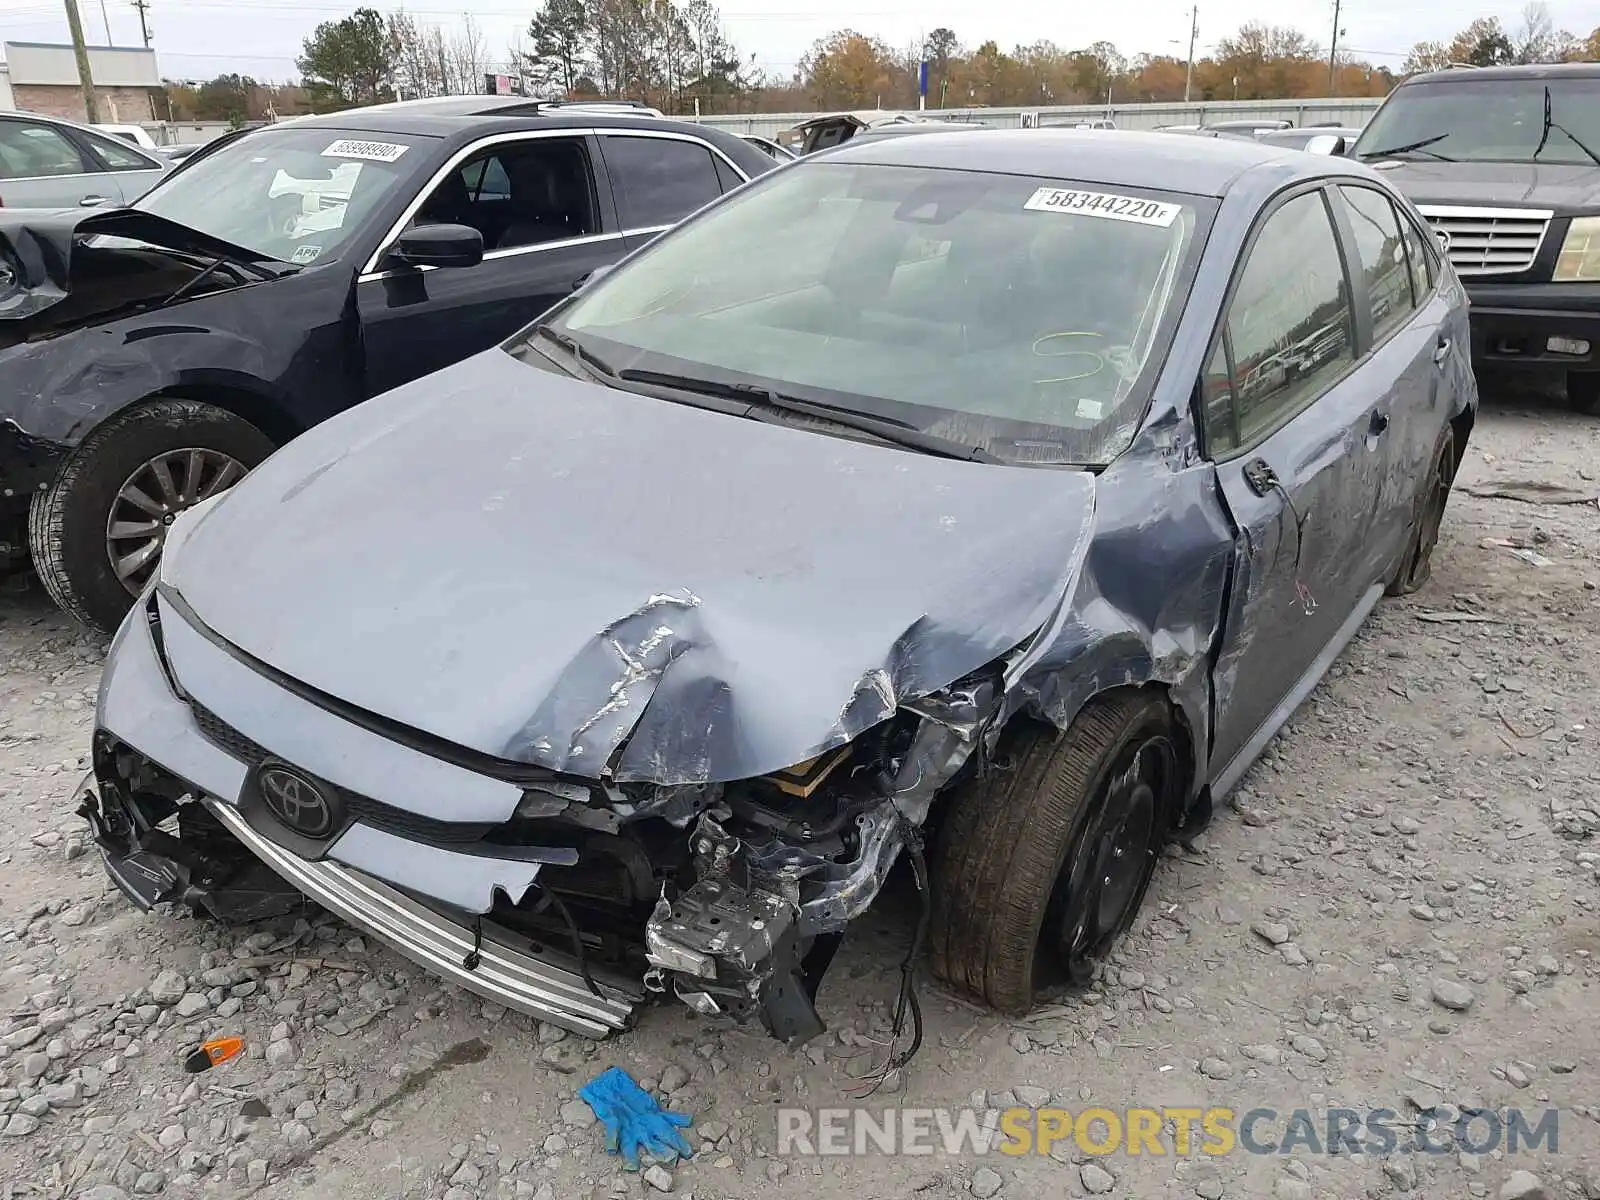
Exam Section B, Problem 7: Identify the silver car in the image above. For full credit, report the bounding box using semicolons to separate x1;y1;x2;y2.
0;111;168;209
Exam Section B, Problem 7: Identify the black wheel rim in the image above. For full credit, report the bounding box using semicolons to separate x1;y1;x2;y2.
1039;734;1177;988
106;448;246;596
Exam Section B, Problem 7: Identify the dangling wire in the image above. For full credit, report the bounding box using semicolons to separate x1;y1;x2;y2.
844;833;930;1099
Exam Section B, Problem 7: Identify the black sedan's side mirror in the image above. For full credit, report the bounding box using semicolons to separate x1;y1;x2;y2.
391;223;484;269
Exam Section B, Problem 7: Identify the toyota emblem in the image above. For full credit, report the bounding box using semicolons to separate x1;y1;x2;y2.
258;765;336;838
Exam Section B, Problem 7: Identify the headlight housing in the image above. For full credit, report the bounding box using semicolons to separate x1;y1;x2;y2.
1554;216;1600;282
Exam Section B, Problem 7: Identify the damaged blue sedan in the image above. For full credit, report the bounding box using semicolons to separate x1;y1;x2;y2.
77;130;1477;1049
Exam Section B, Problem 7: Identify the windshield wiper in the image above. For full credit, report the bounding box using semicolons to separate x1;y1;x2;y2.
1533;85;1600;168
615;367;1002;463
531;324;616;379
1359;133;1455;162
159;254;280;306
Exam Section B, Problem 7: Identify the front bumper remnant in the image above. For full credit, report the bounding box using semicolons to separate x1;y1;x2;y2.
78;773;640;1038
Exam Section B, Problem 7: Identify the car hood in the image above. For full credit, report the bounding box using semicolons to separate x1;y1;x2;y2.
0;206;278;322
1369;159;1600;211
163;350;1098;785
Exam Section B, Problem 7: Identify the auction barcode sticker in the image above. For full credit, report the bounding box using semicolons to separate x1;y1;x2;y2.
321;139;409;162
1023;187;1180;227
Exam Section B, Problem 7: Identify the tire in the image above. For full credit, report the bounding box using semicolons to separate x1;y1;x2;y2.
29;399;274;634
929;692;1182;1015
1386;424;1457;597
1568;371;1600;415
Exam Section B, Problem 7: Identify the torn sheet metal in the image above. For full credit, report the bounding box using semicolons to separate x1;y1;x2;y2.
164;351;1099;785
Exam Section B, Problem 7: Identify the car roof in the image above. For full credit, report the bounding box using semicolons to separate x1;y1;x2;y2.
823;128;1327;198
1404;61;1600;84
280;96;716;140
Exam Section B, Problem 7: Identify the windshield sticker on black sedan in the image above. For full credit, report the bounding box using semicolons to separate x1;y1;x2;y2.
321;139;409;163
1023;187;1179;227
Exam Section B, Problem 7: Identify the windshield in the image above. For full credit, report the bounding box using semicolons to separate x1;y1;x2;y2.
134;127;429;265
1355;76;1600;165
543;161;1210;465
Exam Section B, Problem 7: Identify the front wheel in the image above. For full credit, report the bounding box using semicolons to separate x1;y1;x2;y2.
29;399;273;633
1568;370;1600;415
929;693;1182;1015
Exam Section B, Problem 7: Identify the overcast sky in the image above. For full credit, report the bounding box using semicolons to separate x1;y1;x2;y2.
0;0;1594;85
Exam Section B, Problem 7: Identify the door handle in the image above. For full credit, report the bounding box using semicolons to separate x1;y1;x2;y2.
1432;336;1452;365
79;194;111;206
1368;409;1390;437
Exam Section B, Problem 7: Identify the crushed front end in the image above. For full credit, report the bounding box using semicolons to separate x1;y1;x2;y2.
82;585;1001;1044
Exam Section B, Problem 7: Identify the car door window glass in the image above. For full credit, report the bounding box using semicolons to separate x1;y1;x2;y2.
1398;210;1434;306
1337;185;1416;345
1201;339;1239;455
412;138;596;253
711;154;744;194
85;130;159;172
604;136;720;229
0;122;90;179
1225;190;1354;445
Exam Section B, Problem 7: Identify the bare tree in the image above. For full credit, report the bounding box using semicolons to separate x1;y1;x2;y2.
1513;1;1559;62
447;11;488;93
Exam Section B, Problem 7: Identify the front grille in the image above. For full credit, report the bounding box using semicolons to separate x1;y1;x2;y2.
188;701;494;845
1416;205;1552;277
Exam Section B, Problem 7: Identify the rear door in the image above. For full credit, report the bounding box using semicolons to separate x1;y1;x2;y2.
596;131;751;253
1202;185;1400;785
0;116;122;208
75;126;169;202
357;131;625;397
1328;182;1453;563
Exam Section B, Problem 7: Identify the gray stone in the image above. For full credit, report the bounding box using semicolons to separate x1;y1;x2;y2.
1015;1085;1052;1109
2;1024;43;1049
42;1079;83;1108
1384;1155;1417;1190
1431;979;1476;1012
132;1171;163;1195
560;1099;596;1127
1252;921;1290;946
972;1166;1004;1198
1498;1171;1550;1200
1200;1056;1235;1080
1196;1181;1224;1200
245;1161;268;1185
150;970;186;1005
1289;1034;1327;1062
157;1124;186;1148
78;1188;132;1200
282;1120;312;1150
3;1113;40;1137
1242;1043;1281;1065
174;993;209;1018
642;1164;674;1192
1273;1181;1312;1200
266;1038;298;1068
658;1064;691;1094
1080;1163;1115;1194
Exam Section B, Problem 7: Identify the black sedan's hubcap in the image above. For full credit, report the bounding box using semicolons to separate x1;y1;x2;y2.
1044;735;1176;986
106;448;246;596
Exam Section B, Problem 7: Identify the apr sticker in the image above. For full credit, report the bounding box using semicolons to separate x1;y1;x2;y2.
1023;187;1179;227
290;244;323;264
321;138;408;163
1074;397;1105;420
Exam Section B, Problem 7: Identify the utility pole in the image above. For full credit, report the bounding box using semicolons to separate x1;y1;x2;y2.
131;0;151;47
1183;7;1199;104
63;0;100;122
1328;0;1342;94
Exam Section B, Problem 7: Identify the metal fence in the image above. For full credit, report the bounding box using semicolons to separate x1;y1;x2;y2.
695;97;1386;139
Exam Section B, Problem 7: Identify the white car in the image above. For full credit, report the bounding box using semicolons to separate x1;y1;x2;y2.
93;123;160;151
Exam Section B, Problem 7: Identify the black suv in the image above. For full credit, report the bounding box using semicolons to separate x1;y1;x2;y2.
1352;63;1600;412
1;97;771;631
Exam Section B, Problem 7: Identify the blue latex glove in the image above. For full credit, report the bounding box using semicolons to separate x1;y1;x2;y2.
579;1066;695;1168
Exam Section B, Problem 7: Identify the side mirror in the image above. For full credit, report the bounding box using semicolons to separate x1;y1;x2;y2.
391;223;483;269
1303;134;1348;157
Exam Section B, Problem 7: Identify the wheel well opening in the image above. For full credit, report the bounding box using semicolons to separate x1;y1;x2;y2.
156;387;303;448
1446;407;1474;484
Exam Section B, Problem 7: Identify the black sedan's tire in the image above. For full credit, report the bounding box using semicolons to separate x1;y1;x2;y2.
929;692;1181;1015
1386;425;1457;597
1569;371;1600;415
29;399;273;633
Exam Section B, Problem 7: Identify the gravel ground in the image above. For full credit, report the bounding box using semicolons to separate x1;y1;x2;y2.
1;398;1597;1200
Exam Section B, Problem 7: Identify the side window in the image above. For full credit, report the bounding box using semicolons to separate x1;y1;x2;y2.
1397;209;1434;305
1225;190;1354;445
411;137;595;253
0;121;91;179
1201;339;1239;455
603;136;721;229
710;154;743;194
84;130;160;172
1336;185;1416;344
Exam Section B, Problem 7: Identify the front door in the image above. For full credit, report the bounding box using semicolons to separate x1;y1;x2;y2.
357;133;625;398
1202;186;1397;786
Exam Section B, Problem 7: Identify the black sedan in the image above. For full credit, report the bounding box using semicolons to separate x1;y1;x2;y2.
1;96;772;632
78;130;1476;1047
